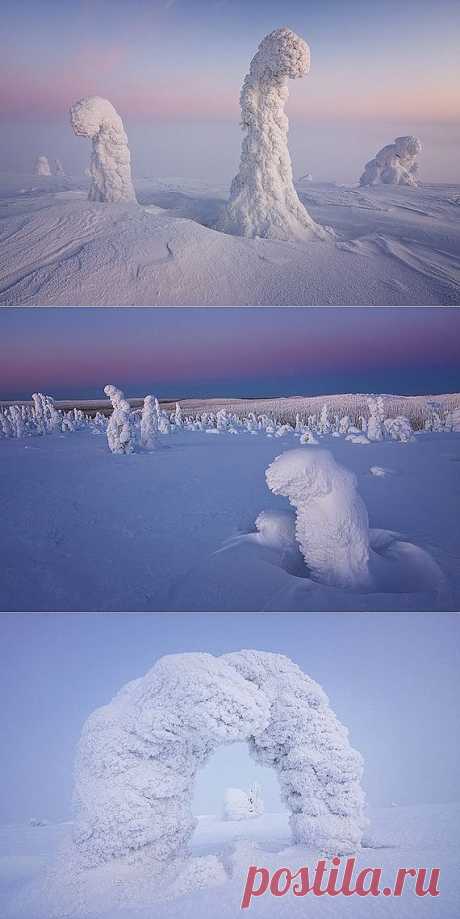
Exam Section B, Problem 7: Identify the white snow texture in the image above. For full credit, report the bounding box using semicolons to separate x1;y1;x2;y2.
266;448;371;589
218;28;327;240
73;651;366;869
70;96;136;203
360;136;422;187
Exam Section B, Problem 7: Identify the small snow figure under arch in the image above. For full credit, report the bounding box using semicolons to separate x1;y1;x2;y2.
360;136;422;187
70;96;136;203
34;155;51;176
218;27;327;241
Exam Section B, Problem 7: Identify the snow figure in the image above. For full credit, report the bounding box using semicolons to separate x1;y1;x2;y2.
104;384;135;454
174;402;183;429
53;158;65;176
367;397;385;442
140;395;158;449
34;155;51;176
218;28;327;241
70;96;136;203
31;392;61;434
384;416;414;443
266;448;371;590
222;782;264;821
73;650;366;868
360;136;422;187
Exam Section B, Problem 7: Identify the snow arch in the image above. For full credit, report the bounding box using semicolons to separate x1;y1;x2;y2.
218;27;327;240
70;96;136;203
73;651;366;867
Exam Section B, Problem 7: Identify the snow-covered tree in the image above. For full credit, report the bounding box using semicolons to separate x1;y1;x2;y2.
367;397;385;442
140;395;158;449
70;96;136;203
339;415;351;435
360;136;422;187
31;392;61;434
384;415;414;443
174;402;183;430
73;650;366;867
266;448;371;590
104;384;135;454
53;158;65;176
34;155;51;176
223;782;264;821
318;403;331;434
218;28;327;241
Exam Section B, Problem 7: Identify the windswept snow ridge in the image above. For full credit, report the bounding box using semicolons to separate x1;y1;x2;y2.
70;96;136;203
218;28;327;241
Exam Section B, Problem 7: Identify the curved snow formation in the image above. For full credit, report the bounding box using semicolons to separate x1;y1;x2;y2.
73;651;366;867
360;136;422;187
266;448;371;589
70;96;136;203
218;27;327;240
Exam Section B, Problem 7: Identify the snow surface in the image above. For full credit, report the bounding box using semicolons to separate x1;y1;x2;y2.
0;427;458;612
0;174;459;304
1;804;458;918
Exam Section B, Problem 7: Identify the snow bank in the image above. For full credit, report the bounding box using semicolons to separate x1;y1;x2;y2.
34;156;51;176
72;650;366;873
217;28;327;241
266;448;371;589
70;96;136;203
360;136;422;187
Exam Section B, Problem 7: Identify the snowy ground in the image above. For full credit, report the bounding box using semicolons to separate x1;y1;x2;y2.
0;428;459;611
1;804;458;918
0;174;459;305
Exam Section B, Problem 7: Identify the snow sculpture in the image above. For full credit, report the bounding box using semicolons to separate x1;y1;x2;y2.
104;384;135;454
218;28;327;240
73;651;366;868
70;96;136;203
266;448;371;589
223;782;264;821
140;395;158;449
360;136;422;187
34;155;51;176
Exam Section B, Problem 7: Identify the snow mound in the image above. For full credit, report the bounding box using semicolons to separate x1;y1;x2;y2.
70;96;136;203
360;136;422;187
217;28;328;241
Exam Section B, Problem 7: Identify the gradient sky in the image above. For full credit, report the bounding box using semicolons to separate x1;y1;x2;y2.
1;308;459;401
1;1;459;182
0;613;458;822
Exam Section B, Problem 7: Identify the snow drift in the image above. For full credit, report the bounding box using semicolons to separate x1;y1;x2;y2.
73;650;366;870
70;96;136;203
218;28;327;241
360;136;422;187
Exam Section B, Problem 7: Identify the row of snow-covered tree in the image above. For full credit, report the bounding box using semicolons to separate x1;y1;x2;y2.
2;388;458;449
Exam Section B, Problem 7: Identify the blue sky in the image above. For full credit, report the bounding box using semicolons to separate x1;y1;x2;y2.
1;308;459;401
0;613;458;822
